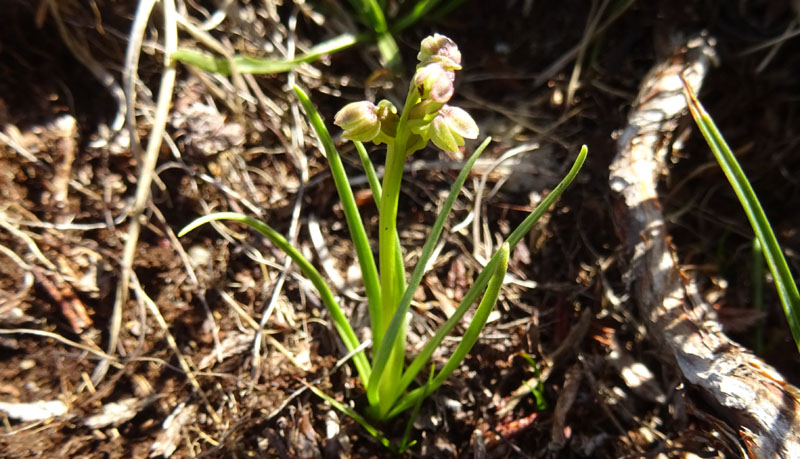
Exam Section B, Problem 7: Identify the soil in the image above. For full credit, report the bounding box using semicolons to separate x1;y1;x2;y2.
1;0;799;457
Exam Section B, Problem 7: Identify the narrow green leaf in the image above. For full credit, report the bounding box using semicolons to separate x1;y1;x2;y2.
346;0;401;72
294;86;383;346
348;0;389;33
682;80;800;354
388;243;509;418
520;352;548;410
387;145;587;415
178;212;371;382
367;137;492;408
376;32;402;73
354;141;383;204
391;0;443;33
172;33;360;75
752;239;765;354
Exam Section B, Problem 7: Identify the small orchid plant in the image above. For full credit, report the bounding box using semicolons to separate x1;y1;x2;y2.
180;34;586;449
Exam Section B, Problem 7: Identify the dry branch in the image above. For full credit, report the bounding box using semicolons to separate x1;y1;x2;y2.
609;34;800;458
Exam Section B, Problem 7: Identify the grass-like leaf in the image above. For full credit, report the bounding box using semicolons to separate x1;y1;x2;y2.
385;145;588;417
367;137;492;410
520;352;548;410
397;363;434;453
353;141;383;204
171;33;359;75
388;242;509;418
391;0;467;33
682;78;800;354
346;0;401;72
294;85;383;344
178;212;371;381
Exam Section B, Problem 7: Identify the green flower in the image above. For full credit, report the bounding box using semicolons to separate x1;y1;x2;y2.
429;105;478;153
333;100;400;144
334;101;381;142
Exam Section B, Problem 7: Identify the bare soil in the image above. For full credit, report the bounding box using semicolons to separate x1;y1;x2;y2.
1;0;799;457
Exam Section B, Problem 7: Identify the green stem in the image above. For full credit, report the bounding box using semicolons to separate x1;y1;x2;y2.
371;86;419;411
374;140;406;409
368;137;492;415
354;140;407;352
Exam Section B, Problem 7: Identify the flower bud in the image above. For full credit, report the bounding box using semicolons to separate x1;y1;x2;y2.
334;101;381;142
414;62;455;103
428;105;478;153
375;99;399;138
418;34;461;70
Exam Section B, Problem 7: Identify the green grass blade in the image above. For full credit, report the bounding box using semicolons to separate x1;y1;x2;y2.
388;243;509;418
178;212;371;382
354;141;383;204
294;86;383;343
171;33;360;75
391;0;443;33
682;80;800;354
752;239;766;354
347;0;388;30
303;381;391;449
346;0;401;72
366;137;492;407
505;145;588;249
388;145;587;412
375;32;402;73
520;352;548;410
391;0;468;33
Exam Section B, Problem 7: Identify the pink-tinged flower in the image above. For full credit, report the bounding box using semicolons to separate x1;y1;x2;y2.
428;105;478;153
418;34;461;71
334;101;381;142
414;62;455;103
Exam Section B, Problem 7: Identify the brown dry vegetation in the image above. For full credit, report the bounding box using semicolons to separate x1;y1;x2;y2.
1;0;799;457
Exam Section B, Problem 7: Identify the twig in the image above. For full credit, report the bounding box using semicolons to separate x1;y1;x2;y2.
96;0;178;384
0;328;117;362
122;0;158;162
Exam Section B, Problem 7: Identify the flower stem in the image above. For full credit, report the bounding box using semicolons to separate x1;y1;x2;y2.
372;86;418;414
